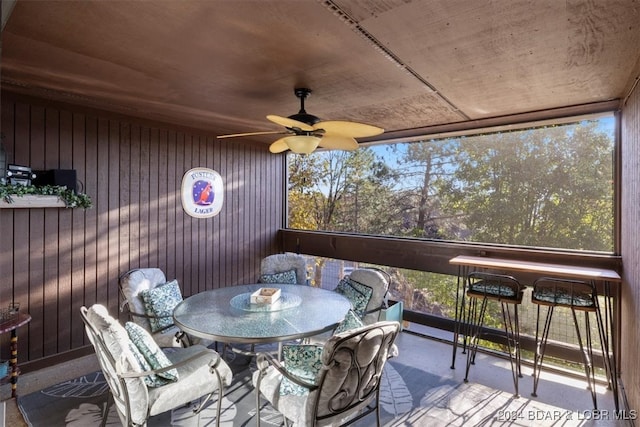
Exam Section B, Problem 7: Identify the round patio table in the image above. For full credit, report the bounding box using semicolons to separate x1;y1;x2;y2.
173;284;351;345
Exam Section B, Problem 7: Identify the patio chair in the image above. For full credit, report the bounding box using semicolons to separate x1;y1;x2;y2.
252;320;401;427
304;267;393;347
119;268;212;348
259;253;310;285
251;254;311;354
339;267;391;325
80;304;233;427
531;277;612;409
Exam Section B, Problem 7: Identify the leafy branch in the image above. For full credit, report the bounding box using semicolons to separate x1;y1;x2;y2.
0;184;93;209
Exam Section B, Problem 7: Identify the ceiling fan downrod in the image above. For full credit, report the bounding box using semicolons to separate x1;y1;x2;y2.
290;88;320;125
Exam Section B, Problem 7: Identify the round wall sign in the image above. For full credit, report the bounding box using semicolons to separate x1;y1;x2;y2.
181;167;224;218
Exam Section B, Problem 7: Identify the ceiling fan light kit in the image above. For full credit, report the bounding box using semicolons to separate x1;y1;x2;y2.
218;87;384;154
283;135;321;154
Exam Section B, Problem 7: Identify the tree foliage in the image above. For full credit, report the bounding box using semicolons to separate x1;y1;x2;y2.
446;122;613;251
287;119;614;252
288;148;398;233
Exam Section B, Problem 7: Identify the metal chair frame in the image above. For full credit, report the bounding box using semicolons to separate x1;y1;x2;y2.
80;305;227;427
530;276;612;409
463;271;524;397
260;253;310;285
355;267;391;319
118;268;192;347
254;321;400;427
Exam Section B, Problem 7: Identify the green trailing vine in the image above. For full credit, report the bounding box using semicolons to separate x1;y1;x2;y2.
0;183;93;209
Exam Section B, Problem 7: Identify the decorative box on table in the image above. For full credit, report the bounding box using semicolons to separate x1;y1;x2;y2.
251;287;281;304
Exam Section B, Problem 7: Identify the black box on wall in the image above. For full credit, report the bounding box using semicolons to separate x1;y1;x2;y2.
33;169;78;192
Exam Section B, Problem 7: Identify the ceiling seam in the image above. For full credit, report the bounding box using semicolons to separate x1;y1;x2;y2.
318;0;470;121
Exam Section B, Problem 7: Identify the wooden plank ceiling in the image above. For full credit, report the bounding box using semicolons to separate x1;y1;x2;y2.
2;0;640;148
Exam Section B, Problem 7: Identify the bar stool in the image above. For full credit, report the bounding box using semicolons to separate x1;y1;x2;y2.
463;272;525;397
531;277;610;409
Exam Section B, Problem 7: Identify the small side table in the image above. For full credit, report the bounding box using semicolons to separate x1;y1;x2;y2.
0;312;31;398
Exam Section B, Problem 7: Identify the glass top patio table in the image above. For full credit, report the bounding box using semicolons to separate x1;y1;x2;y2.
173;284;351;344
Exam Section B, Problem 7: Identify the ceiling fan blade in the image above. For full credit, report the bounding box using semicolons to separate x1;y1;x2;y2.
267;115;315;132
269;137;290;153
314;120;384;138
318;135;359;151
216;130;284;139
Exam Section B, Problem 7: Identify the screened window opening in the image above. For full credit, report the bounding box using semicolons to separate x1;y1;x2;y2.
287;114;616;253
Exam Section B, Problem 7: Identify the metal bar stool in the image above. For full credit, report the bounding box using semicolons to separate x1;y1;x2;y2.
531;277;611;409
463;272;525;397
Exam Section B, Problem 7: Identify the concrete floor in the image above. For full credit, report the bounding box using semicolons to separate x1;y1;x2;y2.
404;326;619;410
0;324;628;426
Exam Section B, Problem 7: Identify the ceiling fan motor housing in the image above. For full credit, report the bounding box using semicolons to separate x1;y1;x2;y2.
289;88;321;125
288;112;321;125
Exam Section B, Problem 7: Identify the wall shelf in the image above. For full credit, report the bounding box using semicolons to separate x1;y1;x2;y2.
0;195;66;208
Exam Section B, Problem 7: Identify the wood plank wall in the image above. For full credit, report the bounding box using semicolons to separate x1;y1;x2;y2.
0;92;284;368
621;84;640;413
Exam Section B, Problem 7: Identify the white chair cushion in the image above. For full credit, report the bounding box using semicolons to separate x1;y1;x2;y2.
260;253;308;285
147;345;233;417
152;325;186;348
121;269;196;348
349;269;389;324
85;304;232;426
86;304;149;425
120;268;167;331
251;367;309;423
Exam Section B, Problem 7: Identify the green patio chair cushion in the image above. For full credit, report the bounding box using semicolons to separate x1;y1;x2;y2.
469;280;518;297
125;322;179;386
532;288;594;307
259;269;297;285
335;277;373;318
139;279;183;333
280;344;324;396
334;309;364;334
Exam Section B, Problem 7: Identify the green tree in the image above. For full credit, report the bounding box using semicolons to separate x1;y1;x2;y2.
288;148;397;232
446;122;613;251
288;155;321;230
287;148;398;284
390;140;459;238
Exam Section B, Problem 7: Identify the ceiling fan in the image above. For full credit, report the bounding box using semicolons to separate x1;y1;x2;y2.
216;88;384;154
